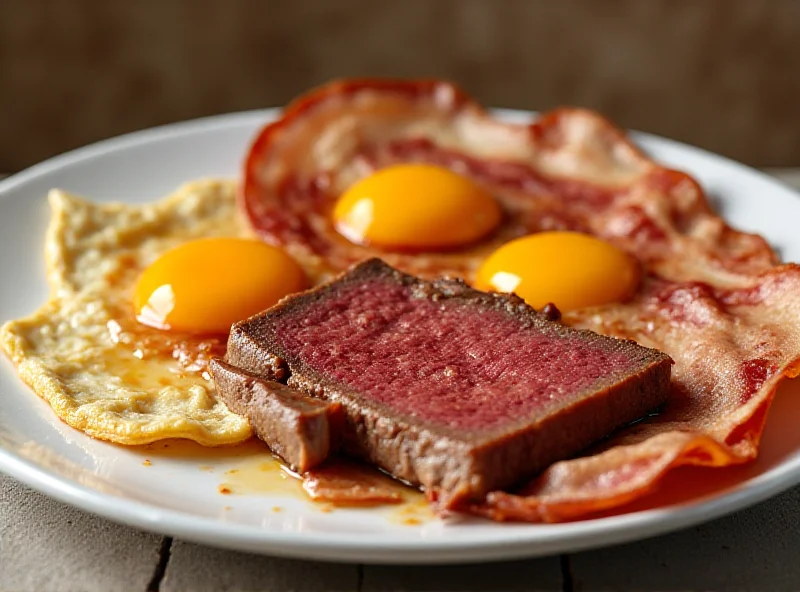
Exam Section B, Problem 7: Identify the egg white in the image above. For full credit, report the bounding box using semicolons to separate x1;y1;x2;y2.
0;180;253;445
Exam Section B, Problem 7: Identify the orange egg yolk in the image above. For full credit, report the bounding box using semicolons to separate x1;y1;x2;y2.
333;164;501;250
134;238;305;334
475;231;639;312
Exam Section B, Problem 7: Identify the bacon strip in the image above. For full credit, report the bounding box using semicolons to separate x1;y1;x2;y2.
243;79;800;522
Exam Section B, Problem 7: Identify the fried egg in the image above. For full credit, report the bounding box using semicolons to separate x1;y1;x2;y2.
134;237;305;334
475;231;640;312
0;180;269;445
333;164;501;250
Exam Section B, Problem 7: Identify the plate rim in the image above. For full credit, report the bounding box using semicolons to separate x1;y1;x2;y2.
2;108;800;564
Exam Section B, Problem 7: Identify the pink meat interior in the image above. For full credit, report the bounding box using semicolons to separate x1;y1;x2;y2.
274;279;640;431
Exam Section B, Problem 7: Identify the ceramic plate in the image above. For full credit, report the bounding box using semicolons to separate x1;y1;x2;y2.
2;109;800;564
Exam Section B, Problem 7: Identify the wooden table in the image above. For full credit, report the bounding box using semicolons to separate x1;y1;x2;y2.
2;170;800;592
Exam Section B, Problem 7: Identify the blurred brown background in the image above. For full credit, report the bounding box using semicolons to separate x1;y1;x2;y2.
2;0;799;172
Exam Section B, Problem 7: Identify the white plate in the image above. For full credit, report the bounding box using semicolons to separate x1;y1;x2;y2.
2;109;800;564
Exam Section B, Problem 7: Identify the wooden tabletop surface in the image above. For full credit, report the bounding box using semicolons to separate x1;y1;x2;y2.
1;169;799;592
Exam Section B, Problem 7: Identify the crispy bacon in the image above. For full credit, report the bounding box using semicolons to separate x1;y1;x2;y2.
242;79;800;522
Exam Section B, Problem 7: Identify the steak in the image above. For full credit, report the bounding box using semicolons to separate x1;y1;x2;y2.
221;258;672;507
209;358;342;472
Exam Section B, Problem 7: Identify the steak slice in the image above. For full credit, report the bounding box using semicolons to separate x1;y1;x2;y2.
223;258;672;507
209;358;342;472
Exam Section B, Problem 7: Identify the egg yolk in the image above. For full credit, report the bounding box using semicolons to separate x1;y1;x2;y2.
475;231;639;312
333;164;501;250
134;238;305;334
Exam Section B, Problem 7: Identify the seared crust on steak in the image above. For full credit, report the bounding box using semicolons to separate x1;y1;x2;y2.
222;259;672;507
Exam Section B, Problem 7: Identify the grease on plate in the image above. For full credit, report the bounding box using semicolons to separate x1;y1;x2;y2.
173;439;436;522
219;455;307;498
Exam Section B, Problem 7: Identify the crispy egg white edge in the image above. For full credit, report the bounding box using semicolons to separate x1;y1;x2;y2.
0;179;254;446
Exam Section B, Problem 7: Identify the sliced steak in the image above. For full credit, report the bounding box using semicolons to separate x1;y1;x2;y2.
209;359;341;472
222;258;672;507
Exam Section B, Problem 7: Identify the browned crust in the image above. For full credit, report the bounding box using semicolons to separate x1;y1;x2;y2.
209;359;341;472
225;258;672;506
